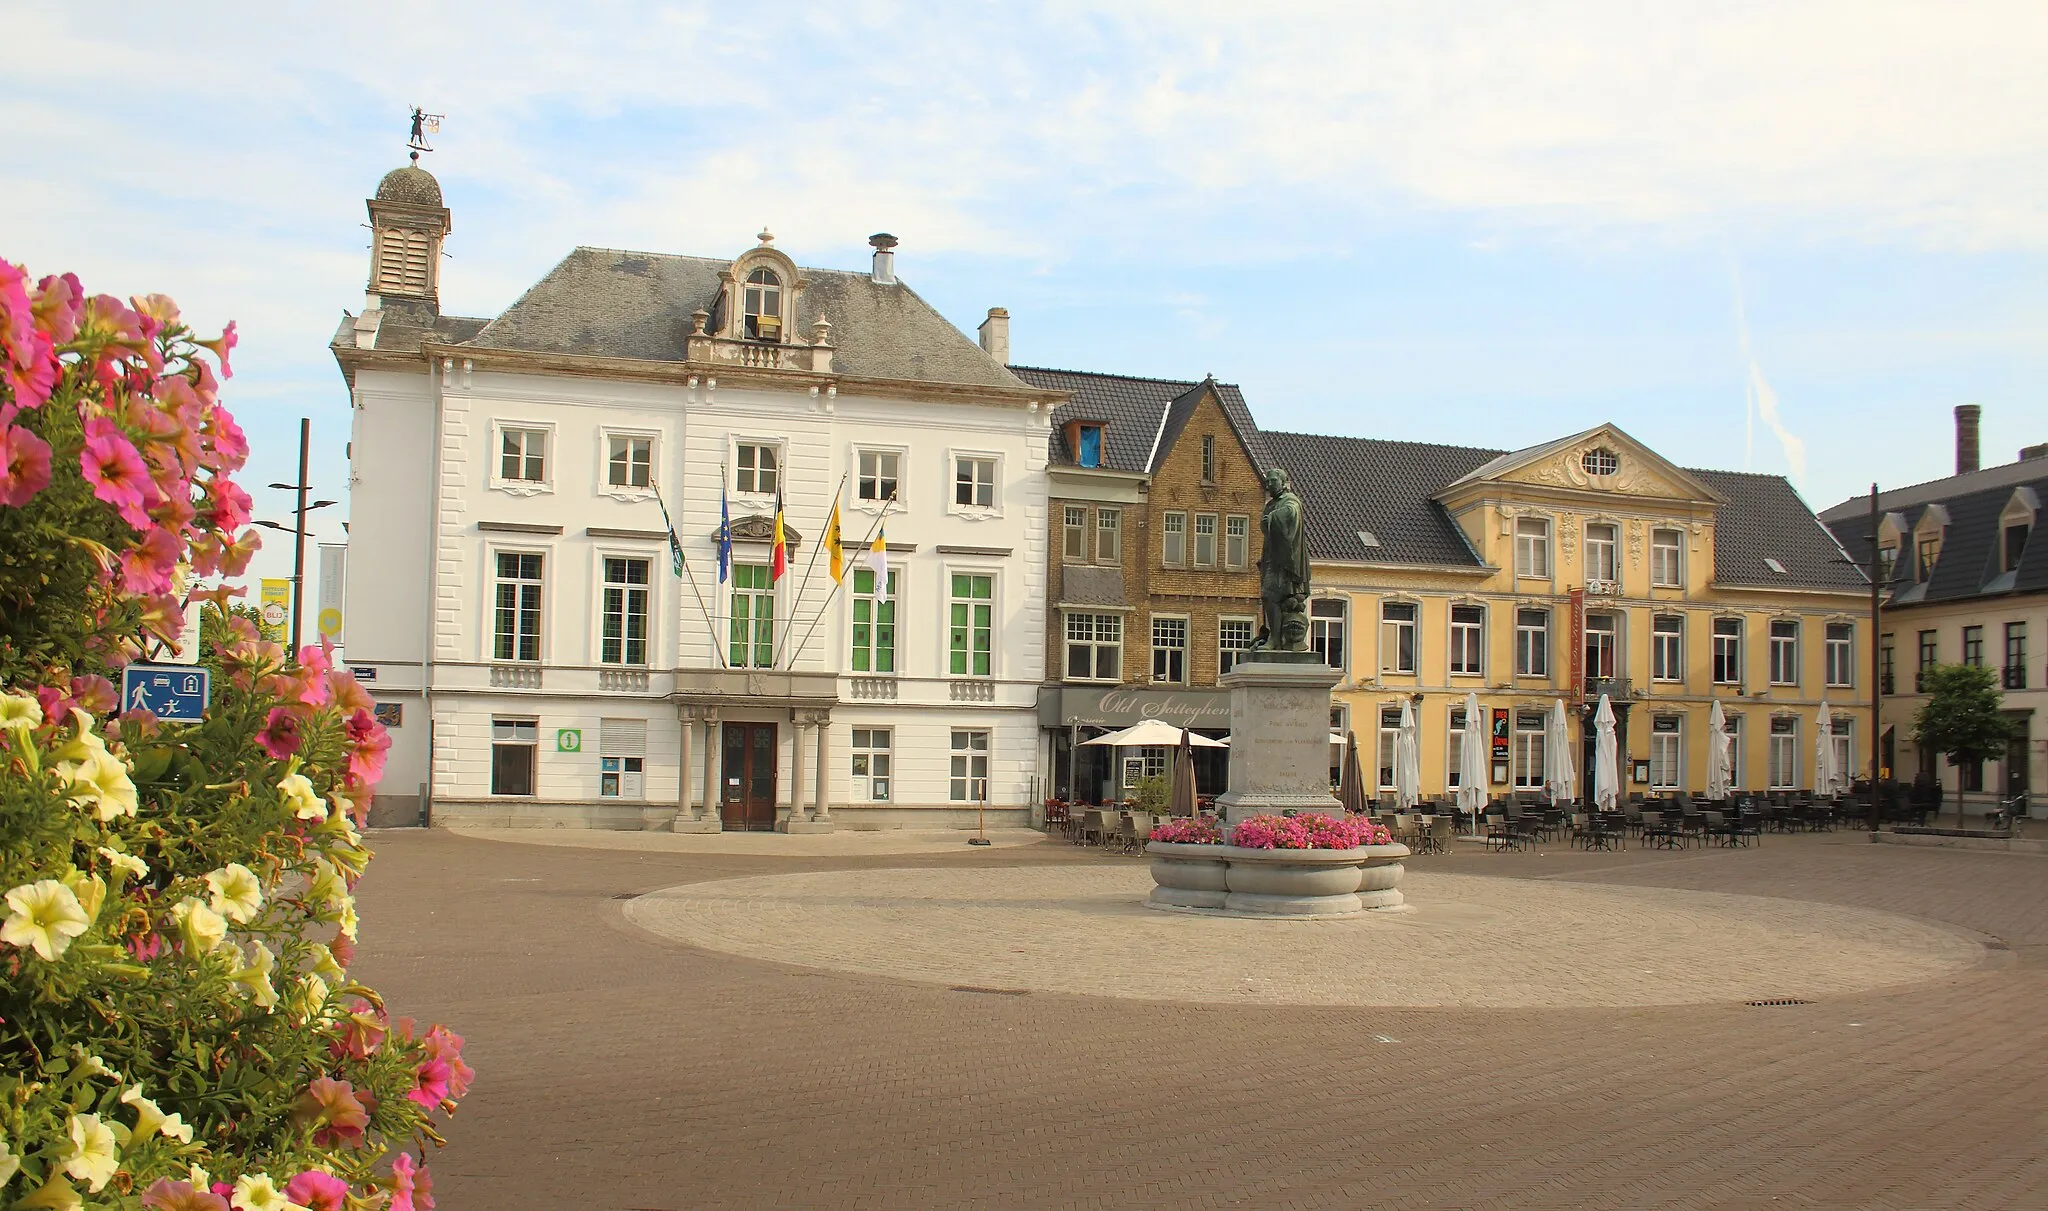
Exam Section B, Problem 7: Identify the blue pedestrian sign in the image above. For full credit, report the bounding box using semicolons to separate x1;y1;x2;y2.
121;664;210;723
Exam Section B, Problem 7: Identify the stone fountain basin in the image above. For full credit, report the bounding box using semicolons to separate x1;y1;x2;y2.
1145;841;1411;918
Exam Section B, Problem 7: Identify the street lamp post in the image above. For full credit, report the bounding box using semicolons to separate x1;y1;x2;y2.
254;417;336;661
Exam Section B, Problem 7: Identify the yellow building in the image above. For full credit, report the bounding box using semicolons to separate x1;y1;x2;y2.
1264;424;1871;801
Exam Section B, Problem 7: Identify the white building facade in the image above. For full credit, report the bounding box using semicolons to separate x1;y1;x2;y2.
332;162;1056;829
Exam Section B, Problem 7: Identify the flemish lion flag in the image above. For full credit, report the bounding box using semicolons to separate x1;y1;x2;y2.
770;486;788;581
825;499;845;583
654;488;685;578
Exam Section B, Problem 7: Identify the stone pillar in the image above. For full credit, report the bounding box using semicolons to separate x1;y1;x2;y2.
812;714;832;825
1214;654;1345;827
784;715;808;830
701;713;724;832
674;707;721;833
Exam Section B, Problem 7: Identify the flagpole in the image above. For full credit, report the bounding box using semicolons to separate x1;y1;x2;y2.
787;495;890;670
779;471;849;669
651;479;728;669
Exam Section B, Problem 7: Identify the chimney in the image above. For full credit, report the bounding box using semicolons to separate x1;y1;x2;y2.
1955;404;1982;475
868;233;897;286
2020;442;2048;462
977;307;1010;364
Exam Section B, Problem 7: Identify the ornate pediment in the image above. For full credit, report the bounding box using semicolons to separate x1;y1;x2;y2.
713;514;804;547
1452;424;1722;505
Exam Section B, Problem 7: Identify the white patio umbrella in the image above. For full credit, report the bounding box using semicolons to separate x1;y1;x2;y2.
1082;720;1228;748
1707;699;1732;802
1543;698;1577;805
1457;692;1488;835
1814;701;1840;797
1592;693;1621;811
1393;698;1422;810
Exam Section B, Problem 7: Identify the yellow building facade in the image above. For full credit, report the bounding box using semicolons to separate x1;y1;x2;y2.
1265;424;1871;802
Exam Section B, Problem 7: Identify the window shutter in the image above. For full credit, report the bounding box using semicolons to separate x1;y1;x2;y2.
599;718;647;757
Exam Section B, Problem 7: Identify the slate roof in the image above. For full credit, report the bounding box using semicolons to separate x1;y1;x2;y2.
1058;565;1129;608
374;164;443;208
326;297;487;357
1010;367;1269;474
1824;469;2048;605
1260;430;1862;590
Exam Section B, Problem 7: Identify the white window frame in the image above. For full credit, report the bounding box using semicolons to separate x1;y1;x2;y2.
849;566;899;675
1649;717;1681;791
1062;505;1088;563
741;266;784;341
1200;434;1217;483
1063;611;1123;683
1769;619;1799;686
1768;716;1799;790
854;446;905;508
1378;706;1402;791
728;560;776;670
950;451;1001;514
1312;598;1348;672
947;568;998;678
851;728;892;802
491;421;555;496
1193;513;1218;568
1162;511;1187;568
490;717;539;797
1585;521;1619;584
597;551;653;667
1514;516;1551;578
949;729;990;802
732;439;783;498
600;429;657;497
1218;616;1255;677
1447;707;1468;790
599;755;646;799
1096;507;1122;563
1712;618;1744;685
1825;623;1854;688
1513;711;1546;789
1515;607;1549;678
1723;714;1744;789
1449;605;1484;677
1380;600;1417;675
489;547;547;664
1830;727;1854;790
1151;614;1189;685
1650;528;1683;587
1585;613;1620;683
1651;615;1683;683
1224;514;1250;570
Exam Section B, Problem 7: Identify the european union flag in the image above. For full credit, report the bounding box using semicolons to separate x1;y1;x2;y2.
717;483;733;583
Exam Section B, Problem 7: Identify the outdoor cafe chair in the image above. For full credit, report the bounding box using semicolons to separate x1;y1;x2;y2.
1484;813;1524;853
1642;811;1684;850
1703;810;1740;848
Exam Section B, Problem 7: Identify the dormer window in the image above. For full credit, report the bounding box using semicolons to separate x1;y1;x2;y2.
1078;425;1103;468
1581;448;1619;477
1999;486;2038;573
742;268;782;341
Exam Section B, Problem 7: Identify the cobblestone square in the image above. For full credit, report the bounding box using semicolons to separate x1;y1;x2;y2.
353;830;2048;1209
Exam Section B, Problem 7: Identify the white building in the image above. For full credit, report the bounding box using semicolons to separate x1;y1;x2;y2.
331;160;1057;830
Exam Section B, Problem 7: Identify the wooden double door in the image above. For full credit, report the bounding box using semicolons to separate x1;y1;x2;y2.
721;722;779;832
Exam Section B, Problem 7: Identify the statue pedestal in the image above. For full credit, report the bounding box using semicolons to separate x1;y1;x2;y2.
1215;653;1344;826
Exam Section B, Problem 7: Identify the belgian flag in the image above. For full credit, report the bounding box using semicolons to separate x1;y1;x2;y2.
771;485;788;581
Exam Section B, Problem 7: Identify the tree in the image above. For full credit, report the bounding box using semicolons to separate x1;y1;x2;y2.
1912;663;2018;827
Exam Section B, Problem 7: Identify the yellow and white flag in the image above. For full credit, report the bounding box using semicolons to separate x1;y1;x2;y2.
868;524;888;604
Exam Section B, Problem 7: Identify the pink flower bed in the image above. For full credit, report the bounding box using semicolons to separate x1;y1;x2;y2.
1228;813;1393;850
1148;817;1223;845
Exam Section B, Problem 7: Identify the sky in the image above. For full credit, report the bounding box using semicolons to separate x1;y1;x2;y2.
4;1;2046;593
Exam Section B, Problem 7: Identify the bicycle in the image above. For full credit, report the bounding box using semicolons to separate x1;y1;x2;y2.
1983;794;2030;837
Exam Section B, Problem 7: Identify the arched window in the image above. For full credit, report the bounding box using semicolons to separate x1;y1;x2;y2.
1581;447;1619;476
742;268;782;341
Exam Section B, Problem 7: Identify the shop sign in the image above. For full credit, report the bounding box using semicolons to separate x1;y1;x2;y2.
1060;687;1230;728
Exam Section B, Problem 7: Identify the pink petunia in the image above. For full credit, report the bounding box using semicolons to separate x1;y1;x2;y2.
292;1076;369;1149
2;328;57;408
407;1057;452;1108
80;415;156;528
32;272;84;343
345;707;392;784
391;1152;434;1211
0;423;52;506
423;1024;475;1100
257;706;304;760
283;1171;348;1211
199;319;237;378
0;260;32;365
70;674;117;714
119;526;183;595
202;404;248;471
139;1179;231;1211
206;477;252;533
126;930;165;962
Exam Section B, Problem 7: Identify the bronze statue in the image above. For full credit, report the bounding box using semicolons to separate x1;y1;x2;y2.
1250;467;1312;652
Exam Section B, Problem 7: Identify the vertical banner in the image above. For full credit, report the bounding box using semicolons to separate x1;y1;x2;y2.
1567;586;1586;699
169;599;203;664
317;543;347;646
259;578;291;645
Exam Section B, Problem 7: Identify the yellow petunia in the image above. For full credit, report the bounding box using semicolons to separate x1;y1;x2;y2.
229;942;279;1010
61;1113;119;1193
278;773;324;820
98;845;148;881
0;691;42;730
59;750;139;821
171;897;228;954
2;879;91;960
205;863;264;924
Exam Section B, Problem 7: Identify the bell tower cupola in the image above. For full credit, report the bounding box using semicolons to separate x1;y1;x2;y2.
365;151;450;309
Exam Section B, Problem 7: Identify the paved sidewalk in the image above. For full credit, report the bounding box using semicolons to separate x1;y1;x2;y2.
352;829;2048;1210
444;824;1045;856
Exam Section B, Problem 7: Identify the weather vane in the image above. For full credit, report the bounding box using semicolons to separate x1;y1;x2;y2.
407;106;443;162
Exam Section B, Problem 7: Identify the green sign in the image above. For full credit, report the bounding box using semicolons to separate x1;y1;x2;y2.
556;728;583;753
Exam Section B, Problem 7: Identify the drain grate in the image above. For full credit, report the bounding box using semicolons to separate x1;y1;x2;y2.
950;985;1030;996
1744;998;1814;1007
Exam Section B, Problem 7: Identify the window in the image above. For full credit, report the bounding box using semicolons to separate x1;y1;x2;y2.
1829;722;1853;792
1649;717;1681;791
850;567;897;673
1515;608;1549;677
1064;612;1122;681
1161;511;1187;567
1652;615;1683;682
1377;707;1402;790
1193;513;1217;568
598;756;644;798
1062;506;1088;562
1712;618;1743;685
949;573;993;677
1917;630;1938;690
492;553;544;662
1096;508;1122;562
1878;545;1898;583
735;443;779;495
1218;618;1255;676
954;456;996;509
1768;716;1799;790
1123;749;1169;789
2006;523;2031;572
1585;523;1618;583
1311;598;1348;671
1723;714;1743;789
1449;605;1484;676
1151;615;1188;684
851;728;891;801
1224;515;1249;570
1916;536;1938;582
2007;623;2030;690
1585;614;1618;683
599;556;650;666
729;563;774;669
1377;602;1416;674
742;267;782;340
1961;625;1985;668
1447;707;1467;789
1961;758;1985;793
490;719;537;796
1769;620;1799;685
1076;425;1103;469
1200;434;1217;483
1513;711;1546;788
1514;517;1550;577
1581;448;1619;476
595;720;647;801
1825;623;1854;688
1651;528;1682;587
857;450;900;503
949;730;988;802
500;427;547;484
1880;633;1895;695
606;434;652;489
